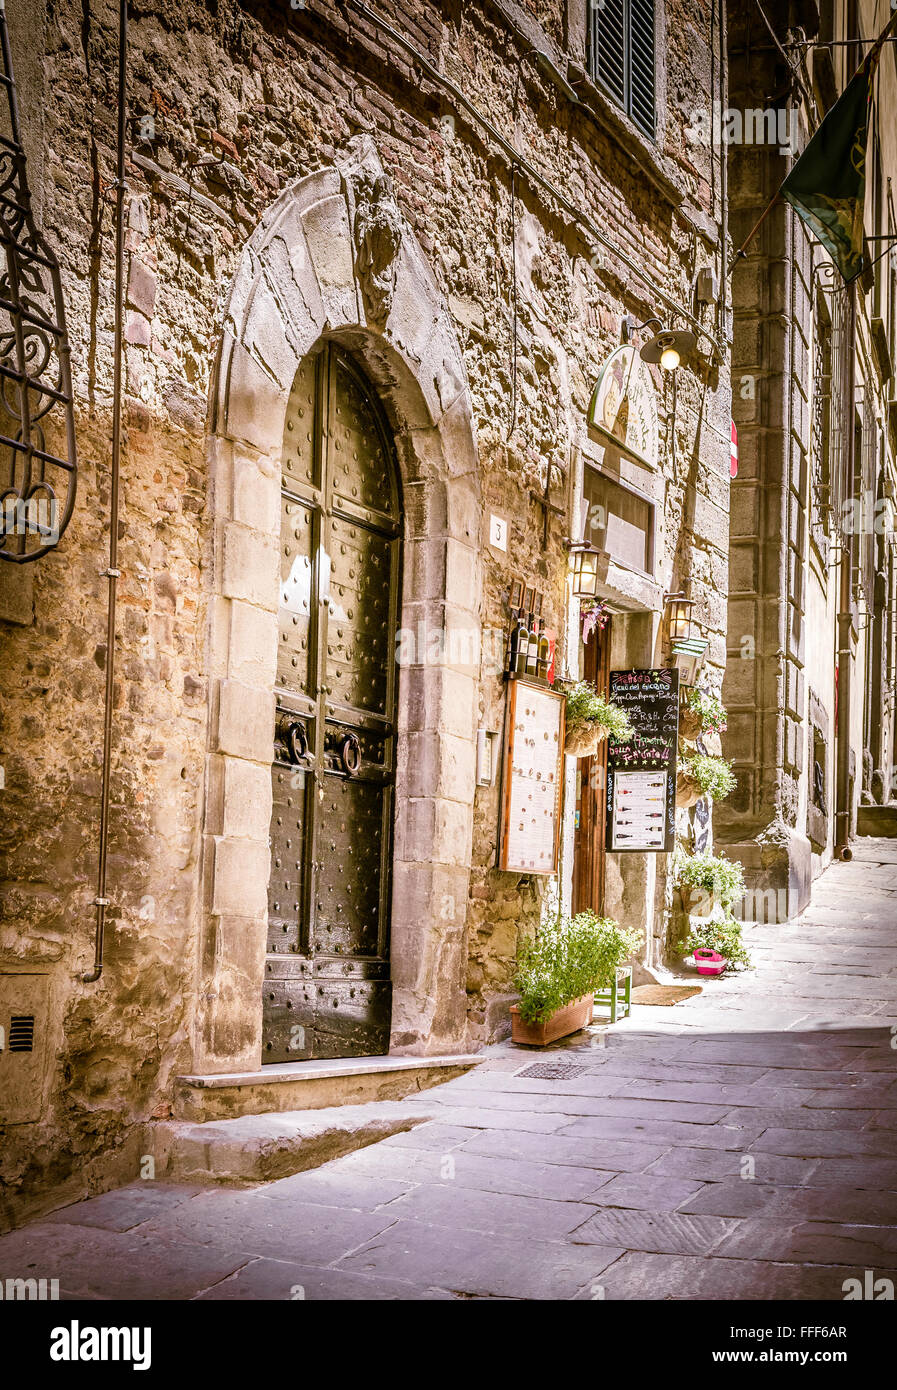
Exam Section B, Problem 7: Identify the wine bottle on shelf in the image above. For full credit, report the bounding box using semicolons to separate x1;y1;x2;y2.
525;613;538;677
514;610;529;675
537;621;550;679
505;611;519;674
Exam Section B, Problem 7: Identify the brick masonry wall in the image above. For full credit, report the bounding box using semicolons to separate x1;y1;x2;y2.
0;0;730;1213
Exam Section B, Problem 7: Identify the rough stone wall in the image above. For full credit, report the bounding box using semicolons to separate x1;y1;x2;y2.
0;0;729;1217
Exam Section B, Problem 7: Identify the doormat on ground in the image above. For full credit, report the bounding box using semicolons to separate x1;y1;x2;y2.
630;984;703;1006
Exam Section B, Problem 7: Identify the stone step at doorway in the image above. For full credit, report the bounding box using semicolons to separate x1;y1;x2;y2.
173;1053;483;1123
857;805;897;837
152;1099;442;1187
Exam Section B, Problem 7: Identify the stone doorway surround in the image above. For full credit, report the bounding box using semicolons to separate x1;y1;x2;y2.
194;136;482;1075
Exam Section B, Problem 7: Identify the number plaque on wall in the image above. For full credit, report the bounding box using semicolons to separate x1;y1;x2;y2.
605;668;679;852
499;677;566;874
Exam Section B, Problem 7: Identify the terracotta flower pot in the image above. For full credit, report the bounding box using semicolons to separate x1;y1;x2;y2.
510;994;595;1046
564;722;608;758
675;770;702;808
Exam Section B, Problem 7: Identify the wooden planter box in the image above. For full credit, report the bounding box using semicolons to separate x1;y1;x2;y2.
510;994;594;1046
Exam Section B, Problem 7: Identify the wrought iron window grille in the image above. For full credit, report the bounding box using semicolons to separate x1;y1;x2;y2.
0;2;77;563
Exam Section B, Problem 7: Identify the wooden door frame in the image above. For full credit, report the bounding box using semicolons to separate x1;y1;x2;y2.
572;617;611;915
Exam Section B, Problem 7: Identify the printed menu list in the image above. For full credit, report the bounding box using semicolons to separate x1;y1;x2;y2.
606;668;679;852
500;681;565;874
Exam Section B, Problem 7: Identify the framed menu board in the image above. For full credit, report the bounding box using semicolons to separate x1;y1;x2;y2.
499;677;566;874
606;668;679;852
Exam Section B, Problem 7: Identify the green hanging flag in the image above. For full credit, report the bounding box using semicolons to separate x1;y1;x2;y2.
780;11;897;281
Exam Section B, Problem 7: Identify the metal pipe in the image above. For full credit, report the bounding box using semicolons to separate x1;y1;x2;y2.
84;0;127;982
834;284;856;861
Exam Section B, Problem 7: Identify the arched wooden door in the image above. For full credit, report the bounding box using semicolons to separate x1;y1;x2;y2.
264;343;402;1061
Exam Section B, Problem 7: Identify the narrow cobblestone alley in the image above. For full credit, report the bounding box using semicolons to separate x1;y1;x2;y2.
5;841;896;1301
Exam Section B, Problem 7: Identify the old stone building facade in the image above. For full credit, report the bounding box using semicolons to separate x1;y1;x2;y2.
0;0;732;1222
719;0;897;913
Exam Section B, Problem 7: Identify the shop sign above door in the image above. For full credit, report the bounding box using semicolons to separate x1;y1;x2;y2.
588;345;659;469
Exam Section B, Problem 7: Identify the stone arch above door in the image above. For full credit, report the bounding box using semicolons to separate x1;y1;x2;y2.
195;136;482;1074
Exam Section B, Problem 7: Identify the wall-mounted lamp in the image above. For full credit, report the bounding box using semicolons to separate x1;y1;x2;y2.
640;328;698;373
664;592;695;642
621;316;697;372
570;541;600;599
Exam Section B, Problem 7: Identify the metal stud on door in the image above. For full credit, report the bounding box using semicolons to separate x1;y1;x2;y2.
264;346;401;1062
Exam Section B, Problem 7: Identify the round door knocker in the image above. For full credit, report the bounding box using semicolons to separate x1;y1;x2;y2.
287;721;309;763
339;731;362;776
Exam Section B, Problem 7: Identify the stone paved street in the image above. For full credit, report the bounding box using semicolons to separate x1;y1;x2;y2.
5;842;897;1301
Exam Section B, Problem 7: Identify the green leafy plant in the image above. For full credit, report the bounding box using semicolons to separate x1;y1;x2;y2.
513;911;642;1024
564;681;633;743
679;753;737;802
675;850;745;911
685;916;752;970
681;685;728;733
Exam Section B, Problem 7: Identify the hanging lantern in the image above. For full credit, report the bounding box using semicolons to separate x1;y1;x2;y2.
665;593;695;641
570;542;599;599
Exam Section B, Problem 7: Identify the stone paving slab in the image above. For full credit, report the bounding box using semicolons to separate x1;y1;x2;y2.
193;1258;458;1300
570;1207;738;1256
556;1115;764;1151
712;1218;897;1268
137;1191;398;1266
371;1183;598;1239
592;1173;705;1211
580;1251;863;1301
326;1142;618;1201
335;1219;623;1299
647;1146;821;1185
459;1129;672;1173
0;1223;250;1300
41;1183;205;1231
748;1127;897;1158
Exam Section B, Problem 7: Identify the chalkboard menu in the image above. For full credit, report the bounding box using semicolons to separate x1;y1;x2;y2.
606;668;679;852
499;677;565;874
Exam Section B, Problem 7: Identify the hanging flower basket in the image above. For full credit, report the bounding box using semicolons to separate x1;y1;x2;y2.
563;683;633;758
676;768;703;808
564;721;609;757
678;706;703;741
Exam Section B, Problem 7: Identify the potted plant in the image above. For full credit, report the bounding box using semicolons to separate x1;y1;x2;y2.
564;680;633;758
675;850;745;919
510;911;642;1045
685;915;752;972
676;752;737;807
679;686;728;741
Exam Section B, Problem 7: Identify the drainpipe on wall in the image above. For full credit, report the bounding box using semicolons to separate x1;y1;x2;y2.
84;0;127;982
834;284;856;863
